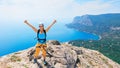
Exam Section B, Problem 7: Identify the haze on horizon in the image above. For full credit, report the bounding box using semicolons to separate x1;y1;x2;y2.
0;0;120;56
0;0;120;35
0;0;120;21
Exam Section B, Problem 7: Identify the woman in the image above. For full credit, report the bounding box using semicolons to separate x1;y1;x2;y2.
24;19;56;65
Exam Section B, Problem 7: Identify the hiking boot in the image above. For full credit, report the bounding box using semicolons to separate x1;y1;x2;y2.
43;60;47;65
33;58;37;64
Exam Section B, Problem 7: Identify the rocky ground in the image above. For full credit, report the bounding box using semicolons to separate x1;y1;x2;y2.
0;40;120;68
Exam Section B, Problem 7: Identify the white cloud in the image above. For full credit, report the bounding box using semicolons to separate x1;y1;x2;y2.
70;0;111;15
0;0;119;21
0;0;73;21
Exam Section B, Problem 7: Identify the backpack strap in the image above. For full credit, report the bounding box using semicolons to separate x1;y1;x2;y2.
43;30;46;37
37;29;40;39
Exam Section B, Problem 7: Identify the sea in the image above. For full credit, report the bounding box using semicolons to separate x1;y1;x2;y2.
0;21;99;56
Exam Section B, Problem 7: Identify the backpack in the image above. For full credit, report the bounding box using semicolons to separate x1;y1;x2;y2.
37;29;46;42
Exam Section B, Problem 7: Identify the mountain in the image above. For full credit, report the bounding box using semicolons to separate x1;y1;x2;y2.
0;40;120;68
66;13;120;64
66;13;120;34
72;15;93;26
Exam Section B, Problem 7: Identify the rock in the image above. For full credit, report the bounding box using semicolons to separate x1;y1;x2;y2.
64;47;77;68
47;45;66;58
0;40;120;68
54;63;67;68
47;40;61;45
56;58;67;65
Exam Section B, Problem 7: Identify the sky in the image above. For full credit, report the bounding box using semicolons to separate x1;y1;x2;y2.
0;0;120;56
0;0;120;21
0;0;120;31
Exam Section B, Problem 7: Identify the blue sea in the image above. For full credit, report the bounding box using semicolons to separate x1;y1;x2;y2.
0;21;99;56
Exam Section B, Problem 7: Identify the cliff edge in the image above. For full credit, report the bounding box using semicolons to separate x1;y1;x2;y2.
0;40;120;68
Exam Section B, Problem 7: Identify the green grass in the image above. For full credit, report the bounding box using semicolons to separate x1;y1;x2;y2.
10;55;21;62
67;13;120;64
69;32;120;64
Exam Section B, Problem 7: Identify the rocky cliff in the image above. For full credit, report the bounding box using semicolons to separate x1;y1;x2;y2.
0;40;120;68
66;13;120;34
72;15;93;26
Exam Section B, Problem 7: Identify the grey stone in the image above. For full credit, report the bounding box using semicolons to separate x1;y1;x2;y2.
47;40;61;45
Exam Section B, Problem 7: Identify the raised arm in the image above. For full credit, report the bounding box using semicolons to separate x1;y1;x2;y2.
46;20;56;32
24;20;37;33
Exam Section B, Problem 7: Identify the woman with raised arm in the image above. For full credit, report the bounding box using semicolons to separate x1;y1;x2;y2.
24;20;56;65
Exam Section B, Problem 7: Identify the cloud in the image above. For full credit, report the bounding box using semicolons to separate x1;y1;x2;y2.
0;0;73;21
0;0;120;21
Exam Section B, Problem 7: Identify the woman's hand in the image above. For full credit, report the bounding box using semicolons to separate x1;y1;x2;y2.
24;20;37;33
24;20;28;24
53;19;57;24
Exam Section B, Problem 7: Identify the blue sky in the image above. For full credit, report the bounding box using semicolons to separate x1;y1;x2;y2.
0;0;119;56
0;0;119;32
0;0;120;21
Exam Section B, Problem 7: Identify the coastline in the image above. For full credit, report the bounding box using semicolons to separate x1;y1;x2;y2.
0;47;34;57
73;28;101;40
0;27;101;57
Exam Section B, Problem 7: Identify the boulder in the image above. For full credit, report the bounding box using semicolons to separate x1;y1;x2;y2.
47;40;61;45
0;40;120;68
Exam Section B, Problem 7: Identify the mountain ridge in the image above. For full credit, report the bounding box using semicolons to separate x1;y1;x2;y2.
66;13;120;34
0;40;120;68
66;13;120;64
